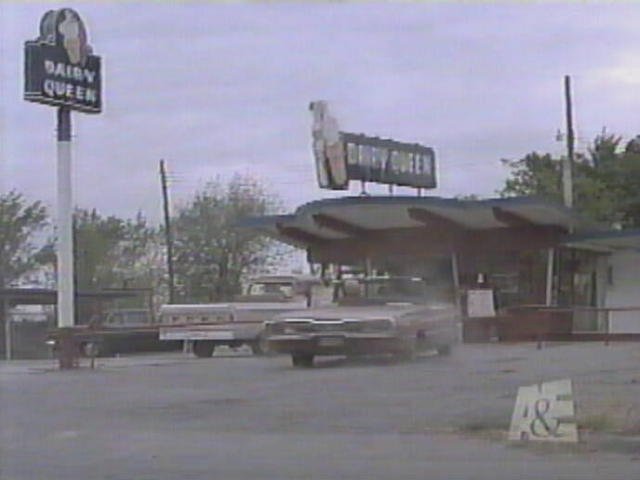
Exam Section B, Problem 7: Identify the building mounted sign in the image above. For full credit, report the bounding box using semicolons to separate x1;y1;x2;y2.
310;101;436;190
342;132;436;189
310;101;348;189
24;8;102;114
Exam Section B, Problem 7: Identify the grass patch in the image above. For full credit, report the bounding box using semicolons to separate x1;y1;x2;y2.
621;420;640;436
457;419;508;440
578;413;616;433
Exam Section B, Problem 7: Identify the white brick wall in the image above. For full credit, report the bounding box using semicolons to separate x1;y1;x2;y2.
605;252;640;333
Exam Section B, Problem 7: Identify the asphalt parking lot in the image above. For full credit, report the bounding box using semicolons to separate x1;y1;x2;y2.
1;343;639;480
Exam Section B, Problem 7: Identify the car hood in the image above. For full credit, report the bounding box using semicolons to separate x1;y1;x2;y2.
272;303;455;321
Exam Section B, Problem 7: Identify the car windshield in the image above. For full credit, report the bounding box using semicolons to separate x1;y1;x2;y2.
105;311;151;325
248;282;294;297
359;276;453;305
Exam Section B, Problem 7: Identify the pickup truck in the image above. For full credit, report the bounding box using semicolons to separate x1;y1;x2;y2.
158;275;328;357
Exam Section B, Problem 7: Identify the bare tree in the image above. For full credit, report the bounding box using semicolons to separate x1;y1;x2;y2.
173;174;286;302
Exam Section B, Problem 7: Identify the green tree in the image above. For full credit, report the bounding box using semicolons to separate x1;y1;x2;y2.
73;209;160;291
0;191;48;287
37;209;161;292
615;137;640;227
173;175;284;302
73;209;127;290
500;131;640;228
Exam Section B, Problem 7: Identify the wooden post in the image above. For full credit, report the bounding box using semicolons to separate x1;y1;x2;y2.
160;160;176;303
563;75;575;210
3;300;11;361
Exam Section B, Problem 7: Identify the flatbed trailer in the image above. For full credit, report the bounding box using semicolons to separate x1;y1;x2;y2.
158;302;308;357
47;324;182;357
157;275;327;357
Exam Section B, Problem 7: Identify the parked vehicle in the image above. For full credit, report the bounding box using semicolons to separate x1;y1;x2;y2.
264;276;460;367
46;309;182;357
158;275;328;357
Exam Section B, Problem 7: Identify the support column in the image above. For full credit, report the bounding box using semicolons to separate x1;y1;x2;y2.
451;250;461;309
545;248;555;306
3;300;11;360
451;250;463;343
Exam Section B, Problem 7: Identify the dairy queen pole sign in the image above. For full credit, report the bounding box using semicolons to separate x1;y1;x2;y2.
24;8;102;334
24;8;102;112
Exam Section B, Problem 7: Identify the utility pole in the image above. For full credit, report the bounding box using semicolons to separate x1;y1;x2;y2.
160;160;176;303
563;75;575;209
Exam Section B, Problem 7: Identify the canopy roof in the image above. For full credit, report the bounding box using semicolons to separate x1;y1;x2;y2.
243;195;594;249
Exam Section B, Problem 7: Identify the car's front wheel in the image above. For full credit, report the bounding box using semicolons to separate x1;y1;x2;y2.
393;338;417;362
250;334;271;356
291;354;314;368
193;341;215;358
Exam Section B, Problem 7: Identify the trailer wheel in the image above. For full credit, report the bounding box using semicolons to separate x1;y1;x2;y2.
436;344;452;356
193;341;215;358
81;341;102;358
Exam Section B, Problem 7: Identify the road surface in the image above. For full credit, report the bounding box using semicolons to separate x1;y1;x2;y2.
1;343;639;479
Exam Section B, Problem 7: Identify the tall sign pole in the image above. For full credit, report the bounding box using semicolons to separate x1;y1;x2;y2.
24;8;102;366
563;75;575;209
56;106;74;327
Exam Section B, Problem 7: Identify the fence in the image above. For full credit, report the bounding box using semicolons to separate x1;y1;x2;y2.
463;305;640;344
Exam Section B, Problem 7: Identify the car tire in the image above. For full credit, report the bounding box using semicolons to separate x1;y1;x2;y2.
393;339;417;362
250;334;271;356
291;354;314;368
393;350;416;362
193;341;215;358
436;344;452;356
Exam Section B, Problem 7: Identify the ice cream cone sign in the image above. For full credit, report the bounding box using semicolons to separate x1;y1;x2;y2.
310;101;348;190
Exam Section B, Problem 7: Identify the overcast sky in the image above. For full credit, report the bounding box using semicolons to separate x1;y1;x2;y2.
2;1;640;224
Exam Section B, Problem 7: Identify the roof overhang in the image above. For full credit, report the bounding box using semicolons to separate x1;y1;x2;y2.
242;195;597;261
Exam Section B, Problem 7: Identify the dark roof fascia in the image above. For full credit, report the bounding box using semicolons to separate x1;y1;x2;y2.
293;194;574;214
237;214;297;228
